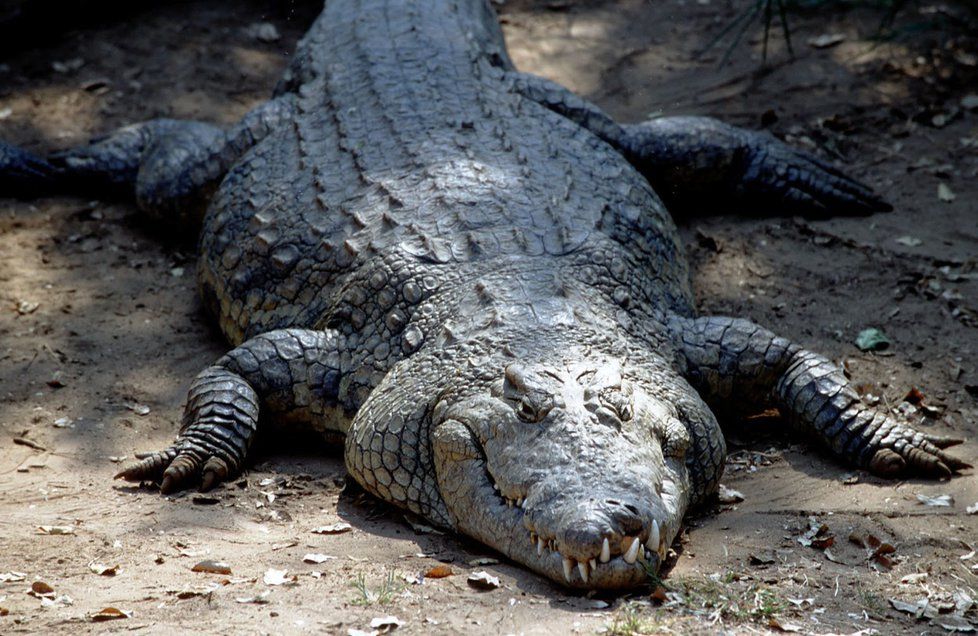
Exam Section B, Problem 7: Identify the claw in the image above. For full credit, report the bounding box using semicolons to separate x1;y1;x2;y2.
200;456;230;492
922;434;965;450
868;448;905;476
114;450;176;482
159;452;202;494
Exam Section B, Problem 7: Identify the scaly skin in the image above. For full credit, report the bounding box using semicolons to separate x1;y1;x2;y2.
0;0;968;590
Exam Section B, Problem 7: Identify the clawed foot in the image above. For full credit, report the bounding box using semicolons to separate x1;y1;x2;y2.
115;446;232;493
0;141;60;196
739;131;893;216
865;428;970;479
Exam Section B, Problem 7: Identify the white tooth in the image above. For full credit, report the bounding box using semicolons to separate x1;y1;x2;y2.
519;498;526;508
623;536;640;564
600;538;610;563
647;520;660;550
589;558;597;570
537;537;545;556
578;561;589;584
562;557;574;583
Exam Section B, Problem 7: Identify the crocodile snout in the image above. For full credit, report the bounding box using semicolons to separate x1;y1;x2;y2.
523;492;674;585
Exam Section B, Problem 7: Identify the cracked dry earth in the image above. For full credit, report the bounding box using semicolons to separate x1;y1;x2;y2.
1;0;976;634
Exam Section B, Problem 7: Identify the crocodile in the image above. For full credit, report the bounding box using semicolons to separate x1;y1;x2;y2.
1;0;968;590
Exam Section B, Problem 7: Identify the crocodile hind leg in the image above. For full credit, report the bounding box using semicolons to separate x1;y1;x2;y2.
0;95;294;225
618;117;891;216
669;315;970;478
509;73;889;216
116;328;346;492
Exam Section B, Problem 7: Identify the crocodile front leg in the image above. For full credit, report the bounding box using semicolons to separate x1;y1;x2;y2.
116;328;346;492
670;315;970;478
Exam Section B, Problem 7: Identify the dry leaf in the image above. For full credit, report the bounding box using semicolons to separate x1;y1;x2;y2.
808;33;845;48
311;522;352;535
191;560;232;575
90;607;130;622
467;571;500;590
768;617;802;632
124;402;151;416
966;502;978;515
900;573;928;584
797;518;833;550
938;183;956;203
0;572;26;583
424;565;453;579
370;615;403;633
916;494;953;507
823;548;845;564
172;589;210;599
16;300;39;315
717;484;744;504
748;553;775;566
403;517;444;535
263;568;297;586
235;591;270;604
30;581;54;596
889;597;936;619
467;557;499;566
895;236;923;247
89;563;118;576
303;553;335;564
37;525;75;535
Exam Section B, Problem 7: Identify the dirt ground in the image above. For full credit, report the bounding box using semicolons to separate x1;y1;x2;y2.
1;0;976;634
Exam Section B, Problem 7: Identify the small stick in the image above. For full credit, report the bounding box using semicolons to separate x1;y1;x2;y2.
13;437;47;451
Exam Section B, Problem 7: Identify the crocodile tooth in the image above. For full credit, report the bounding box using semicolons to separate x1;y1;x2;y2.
578;561;589;584
600;537;610;563
589;558;597;570
647;520;660;551
562;557;574;583
538;537;545;556
530;532;537;545
623;536;640;564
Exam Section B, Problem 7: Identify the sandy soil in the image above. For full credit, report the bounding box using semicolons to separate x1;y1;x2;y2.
1;1;976;633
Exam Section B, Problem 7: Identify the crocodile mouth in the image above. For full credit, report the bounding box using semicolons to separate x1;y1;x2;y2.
432;416;681;589
486;466;672;586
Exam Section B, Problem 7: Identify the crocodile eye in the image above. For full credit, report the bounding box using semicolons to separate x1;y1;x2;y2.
517;398;537;422
502;364;555;423
598;389;633;422
514;395;553;423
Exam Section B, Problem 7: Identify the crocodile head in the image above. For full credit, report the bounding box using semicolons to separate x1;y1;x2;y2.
430;353;692;589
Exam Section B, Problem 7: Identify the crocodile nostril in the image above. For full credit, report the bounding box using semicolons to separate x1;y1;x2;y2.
604;499;641;517
598;499;645;537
